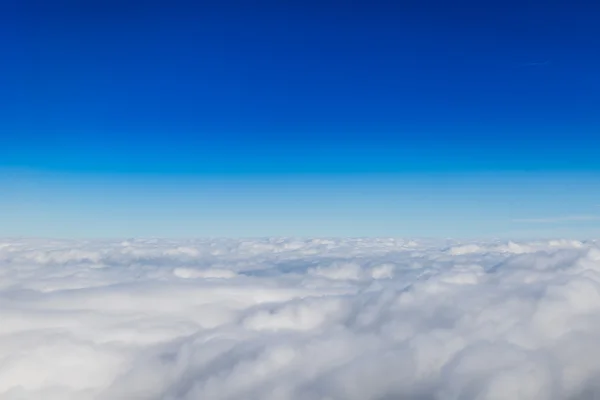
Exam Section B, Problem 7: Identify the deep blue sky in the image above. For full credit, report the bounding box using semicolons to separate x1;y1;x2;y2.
1;0;600;237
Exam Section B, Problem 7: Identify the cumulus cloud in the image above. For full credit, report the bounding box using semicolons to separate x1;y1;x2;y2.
2;237;600;399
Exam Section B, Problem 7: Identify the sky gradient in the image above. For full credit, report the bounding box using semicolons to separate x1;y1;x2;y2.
1;0;600;238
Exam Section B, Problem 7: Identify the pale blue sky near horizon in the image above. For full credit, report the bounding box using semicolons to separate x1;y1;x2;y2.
2;170;600;239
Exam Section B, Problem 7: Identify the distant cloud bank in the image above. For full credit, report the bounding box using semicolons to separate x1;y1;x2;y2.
2;237;600;399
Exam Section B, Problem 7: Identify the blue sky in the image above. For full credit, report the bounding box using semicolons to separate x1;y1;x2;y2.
1;0;600;238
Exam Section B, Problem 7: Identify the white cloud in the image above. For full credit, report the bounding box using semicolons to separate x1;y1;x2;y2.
2;237;600;399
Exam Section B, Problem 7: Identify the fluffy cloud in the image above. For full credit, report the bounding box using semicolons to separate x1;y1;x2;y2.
2;237;600;399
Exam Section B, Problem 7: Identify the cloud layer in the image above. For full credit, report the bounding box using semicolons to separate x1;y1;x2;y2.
2;237;600;399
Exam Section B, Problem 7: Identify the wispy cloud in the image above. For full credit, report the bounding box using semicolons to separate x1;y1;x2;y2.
520;60;551;67
512;215;600;223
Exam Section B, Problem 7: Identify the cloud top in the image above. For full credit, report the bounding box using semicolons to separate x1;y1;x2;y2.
2;237;600;399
